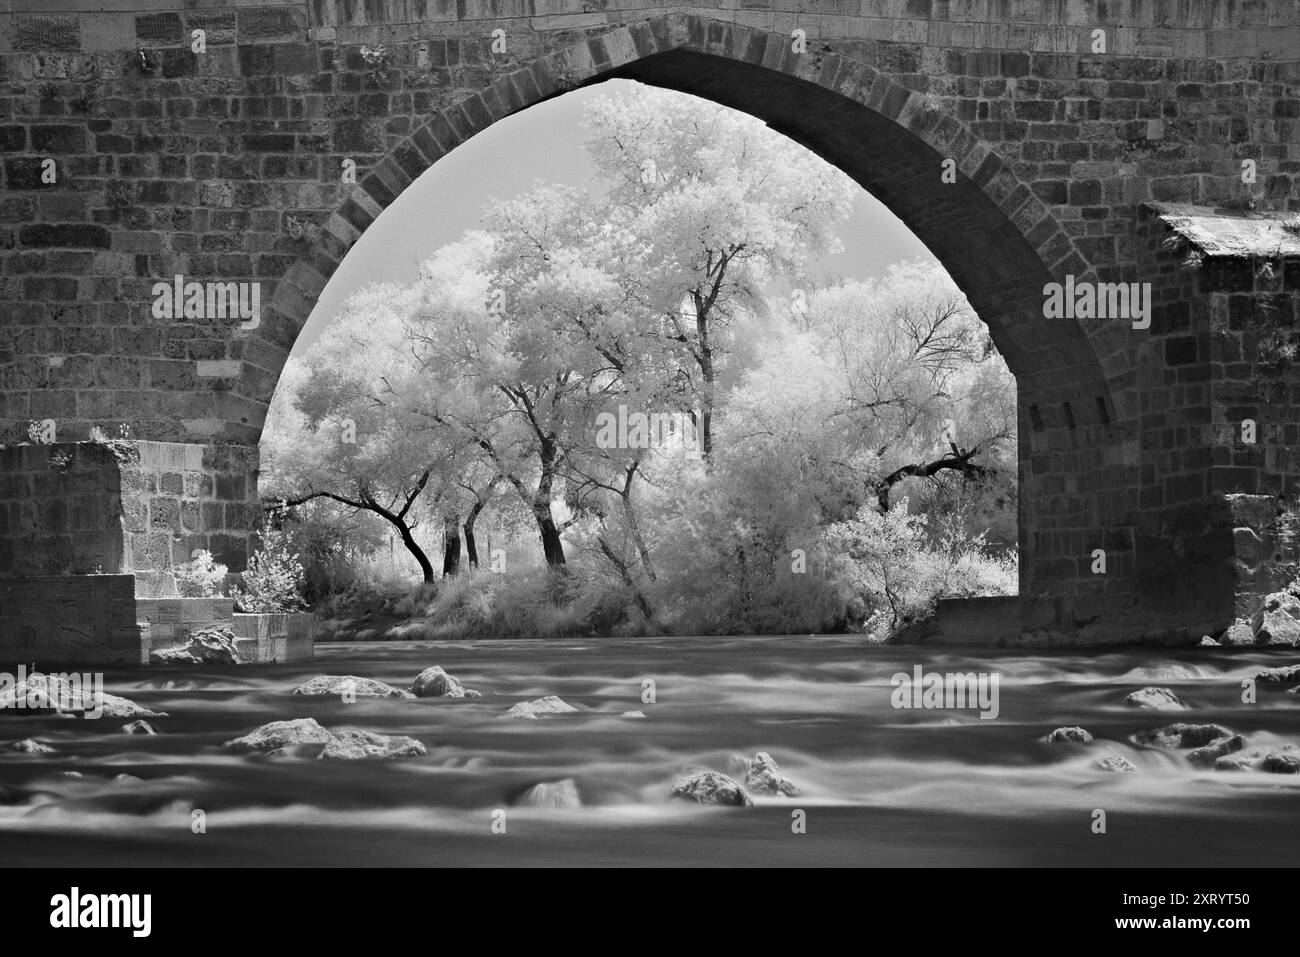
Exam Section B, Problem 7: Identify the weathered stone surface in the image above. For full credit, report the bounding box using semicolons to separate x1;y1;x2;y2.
293;675;414;699
1256;664;1300;684
223;717;334;753
1216;743;1300;773
503;695;579;719
410;666;471;698
318;729;426;761
1219;622;1257;647
671;770;754;807
150;626;241;665
1135;723;1232;749
0;674;164;719
744;751;801;796
1093;754;1139;773
1252;593;1300;646
1125;688;1186;711
1187;734;1245;768
8;738;54;753
1199;636;1219;646
514;778;582;808
1047;726;1093;744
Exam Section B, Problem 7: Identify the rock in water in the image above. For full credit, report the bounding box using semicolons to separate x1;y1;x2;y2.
121;720;156;736
1214;743;1300;772
8;738;54;754
1186;735;1244;768
223;718;336;754
318;729;427;761
150;626;242;665
1047;726;1094;744
1134;723;1232;749
410;666;473;698
1262;751;1300;774
514;778;582;808
671;770;755;807
503;695;579;719
1093;753;1139;773
1198;636;1219;646
0;674;164;719
1251;592;1300;646
293;675;414;699
745;752;802;796
1256;664;1300;684
622;711;647;719
1125;687;1185;711
1219;622;1257;646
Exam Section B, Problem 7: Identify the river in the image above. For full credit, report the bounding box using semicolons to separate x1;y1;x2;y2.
1;636;1298;866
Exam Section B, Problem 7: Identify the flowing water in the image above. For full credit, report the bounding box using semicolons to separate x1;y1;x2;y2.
1;637;1298;867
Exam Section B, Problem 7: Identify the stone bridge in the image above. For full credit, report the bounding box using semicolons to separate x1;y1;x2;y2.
1;0;1299;657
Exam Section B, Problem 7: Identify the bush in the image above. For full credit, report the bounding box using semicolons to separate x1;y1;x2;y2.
230;529;308;613
174;550;228;598
826;499;1016;641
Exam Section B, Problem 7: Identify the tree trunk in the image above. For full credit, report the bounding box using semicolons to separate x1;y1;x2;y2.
442;513;461;577
400;524;435;584
597;535;653;621
464;521;479;569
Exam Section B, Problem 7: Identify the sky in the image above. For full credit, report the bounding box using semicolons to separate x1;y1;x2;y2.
295;78;937;355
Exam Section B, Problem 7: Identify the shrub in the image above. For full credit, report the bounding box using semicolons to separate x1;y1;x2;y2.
174;550;228;598
230;529;307;613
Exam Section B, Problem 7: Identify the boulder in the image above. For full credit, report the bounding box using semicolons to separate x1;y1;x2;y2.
514;778;582;808
1219;622;1257;647
410;666;475;698
223;718;335;754
1186;734;1244;768
0;674;164;719
1198;636;1219;647
744;751;801;796
1047;726;1093;744
149;626;241;665
318;729;427;761
671;770;755;807
1134;723;1232;749
503;695;579;719
8;738;54;754
292;675;414;699
622;710;647;719
1092;753;1138;773
121;720;156;736
1256;664;1300;684
1124;687;1185;711
1251;592;1300;646
1215;743;1300;772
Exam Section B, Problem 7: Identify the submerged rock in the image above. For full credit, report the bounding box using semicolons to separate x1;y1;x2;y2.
671;770;755;807
411;666;476;698
503;695;579;719
1047;726;1094;744
744;751;801;796
1256;664;1300;684
318;729;427;761
1093;753;1139;773
1252;593;1300;646
223;718;335;754
8;738;54;754
1215;743;1300;773
1125;687;1185;711
293;675;414;699
121;720;157;736
622;710;647;719
514;778;582;808
1187;734;1244;768
1134;723;1232;749
150;626;241;665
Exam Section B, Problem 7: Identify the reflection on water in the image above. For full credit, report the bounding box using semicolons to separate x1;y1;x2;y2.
1;637;1298;866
